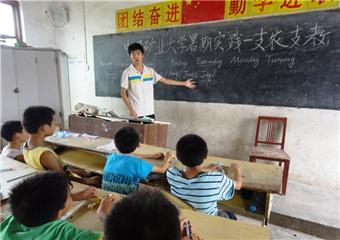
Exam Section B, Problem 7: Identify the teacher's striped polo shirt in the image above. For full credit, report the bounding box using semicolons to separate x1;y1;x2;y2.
121;64;162;116
166;167;235;215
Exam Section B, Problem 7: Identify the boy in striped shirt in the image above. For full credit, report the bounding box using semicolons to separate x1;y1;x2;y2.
166;134;242;219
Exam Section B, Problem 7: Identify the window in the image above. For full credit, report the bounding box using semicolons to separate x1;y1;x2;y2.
0;1;22;45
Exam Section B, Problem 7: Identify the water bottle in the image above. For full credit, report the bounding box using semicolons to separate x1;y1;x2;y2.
248;192;264;213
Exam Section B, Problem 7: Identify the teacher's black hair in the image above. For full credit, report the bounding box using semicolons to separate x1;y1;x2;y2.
128;42;144;55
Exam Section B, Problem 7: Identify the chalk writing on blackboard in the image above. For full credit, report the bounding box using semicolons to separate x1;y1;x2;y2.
94;9;340;110
119;23;330;71
123;22;330;57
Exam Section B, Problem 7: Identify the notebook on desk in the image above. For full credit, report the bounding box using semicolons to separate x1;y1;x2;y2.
96;140;117;152
1;155;37;201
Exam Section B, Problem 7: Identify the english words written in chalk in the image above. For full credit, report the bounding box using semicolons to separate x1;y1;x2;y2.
230;55;296;69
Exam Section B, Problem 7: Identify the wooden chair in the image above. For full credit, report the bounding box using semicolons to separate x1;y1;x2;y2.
249;116;290;195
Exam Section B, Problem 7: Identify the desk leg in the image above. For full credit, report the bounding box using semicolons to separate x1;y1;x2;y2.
249;156;256;162
263;193;273;226
282;160;290;195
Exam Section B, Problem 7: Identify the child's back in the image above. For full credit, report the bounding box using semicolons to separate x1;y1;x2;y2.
1;214;100;240
102;127;173;194
167;167;234;215
23;143;61;170
166;134;242;217
102;153;152;194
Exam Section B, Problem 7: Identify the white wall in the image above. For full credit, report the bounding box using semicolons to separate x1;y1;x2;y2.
21;1;57;48
20;1;340;189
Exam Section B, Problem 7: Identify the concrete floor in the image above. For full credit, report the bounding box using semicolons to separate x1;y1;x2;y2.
237;215;324;240
270;225;324;240
272;180;340;229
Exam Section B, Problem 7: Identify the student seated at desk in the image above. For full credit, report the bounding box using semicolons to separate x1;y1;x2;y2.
1;120;29;162
98;188;201;240
166;134;242;220
0;172;102;240
102;127;173;194
22;106;100;186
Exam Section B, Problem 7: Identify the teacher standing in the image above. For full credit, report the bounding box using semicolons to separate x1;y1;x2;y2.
120;43;196;120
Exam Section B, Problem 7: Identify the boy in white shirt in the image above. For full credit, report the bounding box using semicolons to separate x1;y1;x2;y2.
1;121;29;162
120;43;196;119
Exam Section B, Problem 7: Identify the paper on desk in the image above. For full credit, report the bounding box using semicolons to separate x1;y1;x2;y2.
68;132;81;138
81;133;98;140
52;131;80;138
96;140;117;152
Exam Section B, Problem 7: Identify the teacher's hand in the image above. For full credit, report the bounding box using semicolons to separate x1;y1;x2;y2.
184;79;196;89
129;109;138;118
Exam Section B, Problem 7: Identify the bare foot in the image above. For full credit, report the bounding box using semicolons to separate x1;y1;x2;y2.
152;152;165;160
71;187;97;201
82;175;101;186
69;167;93;178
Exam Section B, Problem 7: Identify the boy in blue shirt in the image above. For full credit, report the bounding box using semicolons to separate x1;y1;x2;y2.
102;127;173;194
166;134;242;219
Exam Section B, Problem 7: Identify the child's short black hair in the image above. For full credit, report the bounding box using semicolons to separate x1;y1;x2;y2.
9;171;71;227
176;134;208;167
114;127;139;154
1;121;23;141
128;42;144;55
23;106;55;134
104;189;181;240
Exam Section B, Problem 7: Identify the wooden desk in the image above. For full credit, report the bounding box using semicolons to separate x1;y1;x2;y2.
0;167;270;240
46;135;282;225
69;205;270;240
45;135;115;154
46;136;282;193
0;156;38;222
69;183;270;240
0;155;37;201
68;114;168;147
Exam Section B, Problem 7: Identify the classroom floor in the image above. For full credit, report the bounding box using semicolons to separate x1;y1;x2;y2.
237;180;340;240
237;215;324;240
272;180;340;230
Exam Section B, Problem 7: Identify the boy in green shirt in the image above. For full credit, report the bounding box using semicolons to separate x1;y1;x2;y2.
0;172;102;240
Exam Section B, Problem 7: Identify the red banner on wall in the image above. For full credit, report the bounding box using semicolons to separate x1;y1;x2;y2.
116;0;340;32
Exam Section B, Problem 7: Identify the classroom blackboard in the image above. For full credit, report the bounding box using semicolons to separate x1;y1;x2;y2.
94;9;340;110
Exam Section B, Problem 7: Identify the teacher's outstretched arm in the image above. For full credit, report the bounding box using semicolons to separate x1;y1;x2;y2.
159;78;196;89
120;87;138;118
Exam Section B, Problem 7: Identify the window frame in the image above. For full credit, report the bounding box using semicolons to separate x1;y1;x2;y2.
0;0;22;41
